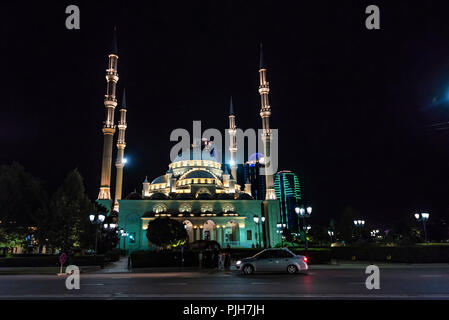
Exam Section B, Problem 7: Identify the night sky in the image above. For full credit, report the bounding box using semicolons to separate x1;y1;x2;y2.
2;0;449;226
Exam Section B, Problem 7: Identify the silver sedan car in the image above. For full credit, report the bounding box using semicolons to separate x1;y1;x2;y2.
235;248;308;275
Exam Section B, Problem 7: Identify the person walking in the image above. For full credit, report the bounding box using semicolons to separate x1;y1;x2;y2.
218;250;224;270
224;245;231;270
213;247;219;269
198;251;203;269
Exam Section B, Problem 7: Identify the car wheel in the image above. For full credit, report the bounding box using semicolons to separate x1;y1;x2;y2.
242;264;254;275
287;264;298;274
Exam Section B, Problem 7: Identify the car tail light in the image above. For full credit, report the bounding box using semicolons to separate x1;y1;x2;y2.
303;256;308;263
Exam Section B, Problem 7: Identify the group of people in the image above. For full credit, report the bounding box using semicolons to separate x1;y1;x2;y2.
199;244;231;270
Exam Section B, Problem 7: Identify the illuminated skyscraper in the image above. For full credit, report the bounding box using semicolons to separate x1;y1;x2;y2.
274;170;302;232
243;153;266;200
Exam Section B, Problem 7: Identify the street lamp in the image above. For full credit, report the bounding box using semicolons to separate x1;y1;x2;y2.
276;222;284;247
253;215;261;248
89;213;106;256
119;228;130;253
328;230;334;243
353;219;365;240
261;216;266;248
414;212;430;242
296;206;312;250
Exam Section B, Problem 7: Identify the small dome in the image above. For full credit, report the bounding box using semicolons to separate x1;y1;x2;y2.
149;192;168;200
125;192;143;200
151;175;166;184
175;193;195;200
184;170;215;180
237;193;254;200
217;193;234;200
197;193;213;200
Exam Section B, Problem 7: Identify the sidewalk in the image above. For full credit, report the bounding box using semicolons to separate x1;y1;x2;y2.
95;256;130;273
0;266;101;275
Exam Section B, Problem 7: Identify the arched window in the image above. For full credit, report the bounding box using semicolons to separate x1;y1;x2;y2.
153;203;167;213
201;204;213;213
179;203;192;213
222;203;235;213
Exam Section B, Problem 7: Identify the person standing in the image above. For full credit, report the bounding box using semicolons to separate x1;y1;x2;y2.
224;245;231;270
213;247;219;269
218;249;224;270
198;251;203;269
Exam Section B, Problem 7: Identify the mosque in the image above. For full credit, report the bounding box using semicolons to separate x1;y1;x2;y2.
96;31;282;251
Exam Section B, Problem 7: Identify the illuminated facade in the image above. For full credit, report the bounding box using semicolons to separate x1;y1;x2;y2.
243;153;266;200
97;34;282;251
274;170;302;232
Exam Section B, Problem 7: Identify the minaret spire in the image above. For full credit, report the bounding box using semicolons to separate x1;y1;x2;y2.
113;89;128;211
98;28;120;200
228;96;238;181
258;43;276;200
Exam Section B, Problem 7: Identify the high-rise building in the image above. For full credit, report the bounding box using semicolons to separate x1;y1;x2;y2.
243;153;266;200
274;170;302;232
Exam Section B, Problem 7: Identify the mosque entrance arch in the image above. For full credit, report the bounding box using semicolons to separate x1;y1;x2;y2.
224;220;239;245
183;220;194;243
203;220;216;241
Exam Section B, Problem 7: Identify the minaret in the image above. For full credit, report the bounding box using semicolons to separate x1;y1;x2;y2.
113;89;127;212
258;44;276;200
228;97;238;181
244;176;252;196
98;28;120;200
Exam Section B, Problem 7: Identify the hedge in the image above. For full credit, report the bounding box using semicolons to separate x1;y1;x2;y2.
331;246;449;263
130;248;332;268
131;251;199;268
0;255;106;267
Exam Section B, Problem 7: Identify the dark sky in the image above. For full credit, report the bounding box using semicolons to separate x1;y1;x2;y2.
2;0;449;225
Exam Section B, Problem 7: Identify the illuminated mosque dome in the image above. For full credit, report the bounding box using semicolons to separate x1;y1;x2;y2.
142;138;240;198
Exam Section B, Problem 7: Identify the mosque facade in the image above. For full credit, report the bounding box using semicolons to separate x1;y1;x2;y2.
96;32;282;252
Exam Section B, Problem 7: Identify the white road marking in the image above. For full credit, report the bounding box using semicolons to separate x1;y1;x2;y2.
83;283;104;286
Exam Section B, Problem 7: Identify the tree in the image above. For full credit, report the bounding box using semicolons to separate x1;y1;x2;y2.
336;206;359;243
35;169;95;253
146;217;188;249
308;225;329;245
0;162;46;253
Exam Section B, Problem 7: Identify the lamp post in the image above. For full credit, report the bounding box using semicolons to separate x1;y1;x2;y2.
253;215;261;248
353;219;365;240
261;216;266;248
296;206;312;250
328;230;334;243
276;222;284;247
119;228;129;254
414;212;430;242
89;213;106;256
370;229;380;238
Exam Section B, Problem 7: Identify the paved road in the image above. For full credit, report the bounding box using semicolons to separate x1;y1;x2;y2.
0;264;449;299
